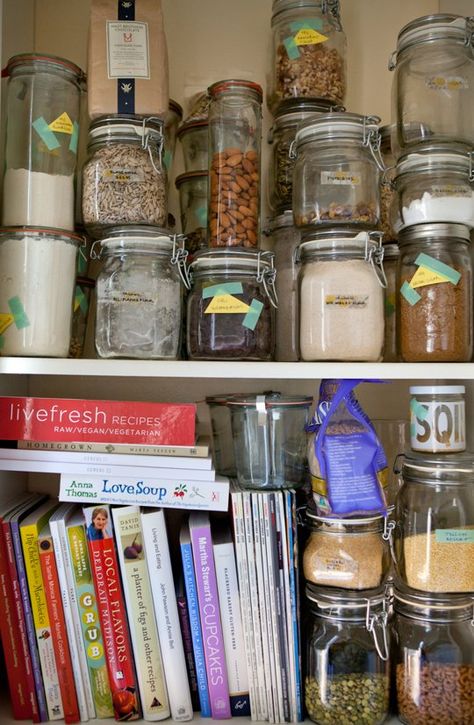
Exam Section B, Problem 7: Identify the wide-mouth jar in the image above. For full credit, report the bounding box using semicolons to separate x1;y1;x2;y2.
409;384;466;453
175;171;208;254
177;119;209;173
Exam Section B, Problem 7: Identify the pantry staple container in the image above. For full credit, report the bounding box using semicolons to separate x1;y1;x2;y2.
409;385;466;453
163;98;183;177
379;124;397;241
175;171;208;254
206;394;238;477
177;119;209;172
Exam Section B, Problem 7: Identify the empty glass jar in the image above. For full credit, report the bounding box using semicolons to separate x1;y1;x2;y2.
175;171;208;254
206;394;237;477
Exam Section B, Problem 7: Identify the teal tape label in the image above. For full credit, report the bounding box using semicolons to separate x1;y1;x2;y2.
75;286;89;315
242;299;264;331
69;121;79;154
32;117;61;151
284;36;300;59
77;248;88;275
410;398;429;422
435;529;474;544
196;205;207;227
414;253;461;285
289;19;323;32
163;149;172;172
202;282;243;299
410;422;416;438
8;296;30;329
400;281;421;306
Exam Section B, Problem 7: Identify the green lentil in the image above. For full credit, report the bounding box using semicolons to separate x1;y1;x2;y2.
305;673;389;725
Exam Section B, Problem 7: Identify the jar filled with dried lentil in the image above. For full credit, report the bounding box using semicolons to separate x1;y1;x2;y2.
175;171;208;255
207;79;262;248
305;584;390;725
186;248;276;360
268;0;347;112
382;242;399;361
392;583;474;725
177;120;209;173
397;222;472;362
292;113;383;228
378;124;397;241
393;452;474;593
82;115;167;238
163;98;183;179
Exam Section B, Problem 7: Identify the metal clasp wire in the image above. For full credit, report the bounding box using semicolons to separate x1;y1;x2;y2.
288;139;298;160
363;117;386;173
468;151;474;182
464;16;474;48
366;598;389;662
367;231;387;289
142;116;164;174
257;251;278;308
90;239;102;260
388;50;397;71
171;234;191;289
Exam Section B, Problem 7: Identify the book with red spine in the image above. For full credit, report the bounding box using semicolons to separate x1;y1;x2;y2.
83;504;140;722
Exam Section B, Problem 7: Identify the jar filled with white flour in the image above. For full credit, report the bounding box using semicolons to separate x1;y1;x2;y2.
298;230;385;361
0;227;82;356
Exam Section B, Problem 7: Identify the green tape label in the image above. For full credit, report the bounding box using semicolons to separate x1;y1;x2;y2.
435;529;474;544
202;282;243;299
8;296;30;329
410;398;429;422
284;36;300;59
400;281;421;306
414;253;461;285
289;19;323;32
242;299;264;331
32;116;61;151
69;121;79;154
196;205;207;227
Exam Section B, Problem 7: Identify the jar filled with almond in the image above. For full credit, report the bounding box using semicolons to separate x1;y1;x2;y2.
207;79;262;248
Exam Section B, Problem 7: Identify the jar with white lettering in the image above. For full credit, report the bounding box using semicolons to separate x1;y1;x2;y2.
409;385;466;453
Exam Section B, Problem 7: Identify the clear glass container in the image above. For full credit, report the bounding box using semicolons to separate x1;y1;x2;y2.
228;393;312;489
186;248;277;360
175;171;208;255
268;0;347;112
298;230;386;361
393;452;474;593
397;222;472;362
163;98;183;178
69;275;94;358
94;226;188;360
206;394;237;478
378;124;397;241
177;120;209;173
392;584;474;725
371;419;408;506
207;79;262;248
409;385;466;454
2;53;85;230
305;584;390;725
382;242;399;362
292;112;383;228
389;14;474;153
82;115;167;238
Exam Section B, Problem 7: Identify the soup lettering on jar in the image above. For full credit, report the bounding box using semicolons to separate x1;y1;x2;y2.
410;385;466;453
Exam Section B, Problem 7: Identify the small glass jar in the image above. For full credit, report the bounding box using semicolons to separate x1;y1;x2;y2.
94;226;188;360
305;584;390;725
378;124;397;241
268;0;347;112
177;120;209;173
393;452;474;593
206;395;237;478
69;276;95;358
409;385;466;453
186;248;277;360
228;393;312;489
208;79;262;248
175;171;208;255
298;230;386;361
303;507;392;590
389;14;474;153
397;222;473;362
382;242;399;362
292;112;383;228
163;98;183;178
82;115;167;237
392;584;474;725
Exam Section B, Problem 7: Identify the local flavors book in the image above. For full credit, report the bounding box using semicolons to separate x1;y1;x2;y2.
17;437;210;458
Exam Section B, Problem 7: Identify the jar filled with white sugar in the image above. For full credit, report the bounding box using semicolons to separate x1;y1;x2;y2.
298;230;386;361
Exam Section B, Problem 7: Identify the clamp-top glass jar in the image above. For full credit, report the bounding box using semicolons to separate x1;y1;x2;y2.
268;0;347;112
82;115;167;237
186;248;277;360
389;14;474;153
292;112;383;228
208;80;262;248
175;171;208;254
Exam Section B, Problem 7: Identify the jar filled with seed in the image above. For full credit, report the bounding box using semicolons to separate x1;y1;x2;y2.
305;584;390;725
175;171;208;255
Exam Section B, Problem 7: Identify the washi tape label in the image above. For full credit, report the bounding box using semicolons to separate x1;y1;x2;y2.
202;282;243;299
284;18;327;58
242;299;263;330
8;296;30;328
410;398;429;422
321;171;361;186
400;253;460;305
435;529;474;544
49;112;74;134
294;28;328;45
426;76;469;91
33;116;61;151
0;313;14;336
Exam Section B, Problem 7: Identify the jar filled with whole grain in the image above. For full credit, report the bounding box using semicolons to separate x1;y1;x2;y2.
207;79;262;248
382;242;399;362
305;584;390;725
175;171;208;254
393;452;474;594
268;0;347;113
397;222;472;362
392;583;474;725
379;124;397;241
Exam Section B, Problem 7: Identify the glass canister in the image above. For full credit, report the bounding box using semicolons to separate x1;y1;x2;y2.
177;120;209;173
2;54;85;230
397;222;473;362
298;230;386;361
0;227;81;357
268;0;347;112
389;14;474;153
382;242;399;362
228;393;312;489
291;112;383;228
186;248;277;360
94;226;188;360
69;275;95;358
393;452;474;593
175;171;208;255
207;79;262;248
82;115;167;237
305;584;390;725
392;584;474;725
163;98;183;178
409;385;466;454
379;124;397;241
206;394;237;478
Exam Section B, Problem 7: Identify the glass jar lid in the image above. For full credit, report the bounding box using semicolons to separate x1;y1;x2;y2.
88;114;164;147
177;119;209;140
394;144;474;180
168;98;183;120
382;242;399;260
398;222;471;245
398;451;474;485
294;112;380;146
208;79;263;103
305;506;386;534
393;581;474;622
95;225;181;256
272;98;343;127
410;385;465;396
391;14;473;61
175;170;208;189
227;392;313;409
272;0;341;23
298;230;383;260
5;52;86;84
190;248;274;275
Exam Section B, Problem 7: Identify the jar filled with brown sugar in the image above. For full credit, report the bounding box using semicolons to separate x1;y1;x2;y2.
397;222;472;361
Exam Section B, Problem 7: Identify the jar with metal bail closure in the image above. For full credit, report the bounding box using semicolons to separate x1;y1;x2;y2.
305;584;390;725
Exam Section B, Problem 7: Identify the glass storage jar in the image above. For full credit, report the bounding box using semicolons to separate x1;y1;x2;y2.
175;171;208;255
389;14;474;153
268;0;347;112
382;242;399;362
177;120;209;173
163;98;183;177
393;452;474;593
82;115;167;237
409;385;466;454
94;226;188;359
379;124;397;241
398;222;472;362
298;230;386;361
2;53;85;230
305;584;390;725
69;275;95;358
207;79;262;248
392;584;474;725
292;112;383;228
228;393;312;489
186;248;277;360
206;394;238;478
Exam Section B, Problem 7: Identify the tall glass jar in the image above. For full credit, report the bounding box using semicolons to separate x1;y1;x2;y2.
268;0;347;112
378;124;397;241
389;14;474;153
392;584;474;725
82;115;167;237
298;230;386;361
186;248;277;360
94;226;188;359
292;112;383;228
2;54;85;230
393;452;474;593
382;242;399;362
206;394;237;478
305;584;390;725
207;79;262;248
175;171;208;254
397;222;472;362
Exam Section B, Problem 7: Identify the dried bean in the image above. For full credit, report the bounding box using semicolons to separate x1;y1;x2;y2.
305;673;389;725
